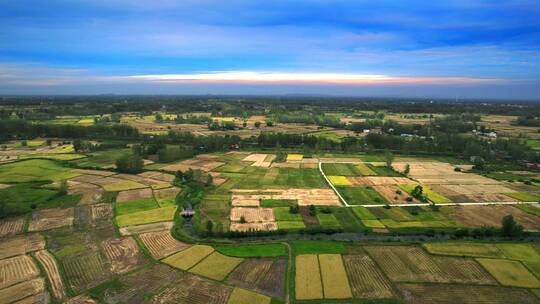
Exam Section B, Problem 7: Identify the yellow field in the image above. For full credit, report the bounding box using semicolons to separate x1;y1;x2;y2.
189;251;243;280
355;164;376;176
287;154;303;161
163;245;214;270
319;254;352;299
423;242;502;258
295;255;323;300
477;258;540;288
361;219;386;228
115;206;176;227
227;288;271;304
328;176;352;186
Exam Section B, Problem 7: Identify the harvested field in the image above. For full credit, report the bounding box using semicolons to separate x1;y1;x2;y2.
163;245;214;270
101;237;146;274
0;234;45;259
64;295;97;304
228;258;286;299
230;207;275;222
151;272;232;304
74;205;92;228
287;154;303;161
103;180;147;192
477;258;540;288
161;158;224;172
33;250;66;299
139;230;190;259
271;162;300;168
67;181;103;204
0;255;40;290
444;205;540;230
423;242;502;258
319;254;352;299
0;278;46;304
0;217;25;238
116;188;153;202
189;251;243;280
243;153;274;167
118;221;173;236
348;176;415;186
91;203;112;220
394;162;500;185
365;246;496;284
138;171;175;182
295;255;323;300
374;185;417;204
231;188;340;206
28;208;74;232
343;255;394;299
397;283;539;304
63;251;109;292
227;288;271;304
116;173;169;188
230;222;278;232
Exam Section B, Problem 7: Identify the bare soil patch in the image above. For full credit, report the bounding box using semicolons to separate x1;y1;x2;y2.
91;203;112;220
348;176;416;186
300;206;319;225
373;185;418;204
28;208;74;232
230;222;278;232
228;257;286;299
138;171;175;182
161;158;224;172
151;272;232;304
0;217;25;238
139;230;191;259
0;234;45;259
74;205;93;228
243;154;275;167
116;188;153;203
101;237;146;274
231;188;340;206
230;207;275;222
33;250;66;299
119;221;173;236
445;205;540;230
62;250;110;292
343;255;394;299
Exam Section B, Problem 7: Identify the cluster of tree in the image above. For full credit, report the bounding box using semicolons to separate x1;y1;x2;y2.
115;153;144;174
207;120;237;131
273;112;343;128
516;116;540;127
0;119;139;142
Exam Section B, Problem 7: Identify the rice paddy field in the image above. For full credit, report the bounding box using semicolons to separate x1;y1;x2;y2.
1;147;540;303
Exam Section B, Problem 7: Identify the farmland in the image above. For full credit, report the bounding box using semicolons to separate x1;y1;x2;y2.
1;99;540;303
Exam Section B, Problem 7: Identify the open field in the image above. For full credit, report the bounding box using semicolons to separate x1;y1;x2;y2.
118;221;173;235
343;255;394;299
0;278;47;304
215;243;287;257
397;283;539;304
152;272;232;304
0;159;80;183
0;255;40;290
163;245;214;270
115;205;176;227
319;254;352;299
477;258;540;288
62;250;110;292
337;186;388;205
295;254;323;300
231;188;340;206
189;251;243;280
0;234;45;259
227;288;271;304
28;207;74;231
442;205;540;230
0;217;25;238
139;230;191;259
101;237;146;274
33;249;66;299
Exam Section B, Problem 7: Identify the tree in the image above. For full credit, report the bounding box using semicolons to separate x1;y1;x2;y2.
266;120;274;127
206;220;214;236
239;216;246;224
404;164;410;175
289;203;299;214
411;185;423;199
254;121;261;128
308;205;316;216
58;180;68;196
501;214;524;237
385;151;394;168
115;154;144;174
206;174;213;186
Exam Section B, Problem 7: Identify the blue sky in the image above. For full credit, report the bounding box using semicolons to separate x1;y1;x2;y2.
0;0;539;99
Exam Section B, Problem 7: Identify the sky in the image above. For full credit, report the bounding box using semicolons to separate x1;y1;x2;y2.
0;0;539;99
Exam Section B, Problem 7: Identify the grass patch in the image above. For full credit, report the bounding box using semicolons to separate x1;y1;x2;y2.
423;242;503;258
115;205;176;227
328;175;352;186
337;186;388;205
333;208;363;231
355;164;377;176
278;221;306;230
351;206;377;220
504;192;540;202
367;164;402;177
0;159;80;183
274;207;303;221
114;198;158;216
290;240;345;255
477;258;540;288
316;213;342;229
163;245;214;270
514;204;540;216
215;243;287;257
322;163;361;176
73;148;130;168
260;199;296;207
496;244;540;261
361;219;386;228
